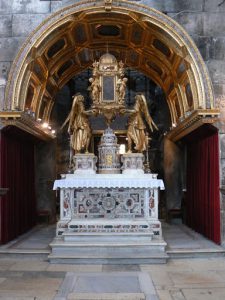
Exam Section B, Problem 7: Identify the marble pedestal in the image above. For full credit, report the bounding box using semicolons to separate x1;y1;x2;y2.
121;153;145;175
73;153;97;175
49;174;168;264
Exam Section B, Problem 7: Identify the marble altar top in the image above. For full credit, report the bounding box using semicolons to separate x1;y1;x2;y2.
53;173;164;190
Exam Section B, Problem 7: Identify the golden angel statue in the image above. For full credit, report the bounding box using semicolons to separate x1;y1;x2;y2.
89;77;100;104
127;94;158;152
61;94;92;153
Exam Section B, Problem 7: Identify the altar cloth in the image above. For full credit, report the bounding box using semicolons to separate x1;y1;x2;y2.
53;174;164;190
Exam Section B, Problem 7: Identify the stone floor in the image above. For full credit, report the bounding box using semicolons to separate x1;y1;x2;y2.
0;224;224;299
0;256;225;299
163;223;223;257
0;225;54;252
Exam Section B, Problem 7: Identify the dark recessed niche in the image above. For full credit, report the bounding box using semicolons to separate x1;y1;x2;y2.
52;74;58;82
175;99;181;118
177;62;186;77
153;39;171;58
57;60;73;77
47;39;65;58
168;83;174;94
186;83;193;107
146;61;162;76
131;24;143;45
33;63;43;80
96;24;120;36
25;84;34;108
74;24;87;44
39;99;47;119
78;49;91;64
46;83;54;95
127;50;139;65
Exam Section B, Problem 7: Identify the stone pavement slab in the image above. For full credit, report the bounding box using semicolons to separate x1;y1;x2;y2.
54;272;158;300
0;277;62;299
75;275;141;293
155;290;173;300
168;270;225;286
182;287;225;300
147;269;174;286
0;297;34;300
173;258;225;271
0;260;17;271
9;260;49;271
67;293;145;299
102;264;140;272
47;264;102;272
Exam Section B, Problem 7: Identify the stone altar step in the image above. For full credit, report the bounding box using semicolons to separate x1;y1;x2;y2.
49;238;168;264
63;231;154;242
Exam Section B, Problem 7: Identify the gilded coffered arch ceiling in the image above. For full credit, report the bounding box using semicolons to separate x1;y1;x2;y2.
1;0;219;141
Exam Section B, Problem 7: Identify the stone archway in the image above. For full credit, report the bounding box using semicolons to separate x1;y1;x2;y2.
1;0;219;141
0;0;221;245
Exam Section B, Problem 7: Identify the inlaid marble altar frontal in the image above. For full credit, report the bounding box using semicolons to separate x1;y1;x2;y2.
50;172;167;263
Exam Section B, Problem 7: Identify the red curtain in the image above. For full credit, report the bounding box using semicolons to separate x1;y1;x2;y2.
0;127;36;244
186;125;220;244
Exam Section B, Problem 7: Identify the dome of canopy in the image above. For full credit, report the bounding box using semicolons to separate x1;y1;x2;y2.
99;53;117;65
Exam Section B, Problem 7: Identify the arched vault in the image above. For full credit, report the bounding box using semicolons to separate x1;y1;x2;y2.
0;0;219;141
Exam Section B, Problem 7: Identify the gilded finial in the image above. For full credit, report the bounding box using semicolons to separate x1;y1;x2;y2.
104;0;112;11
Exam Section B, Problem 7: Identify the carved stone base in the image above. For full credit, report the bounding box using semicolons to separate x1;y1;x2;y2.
121;153;145;175
73;153;97;175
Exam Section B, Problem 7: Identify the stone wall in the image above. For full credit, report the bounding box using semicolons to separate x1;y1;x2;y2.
0;0;224;111
1;0;225;109
0;0;225;236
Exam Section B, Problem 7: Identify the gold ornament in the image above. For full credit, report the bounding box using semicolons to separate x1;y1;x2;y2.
61;94;92;154
126;94;158;153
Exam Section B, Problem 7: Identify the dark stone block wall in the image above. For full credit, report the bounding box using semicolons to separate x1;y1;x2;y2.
1;0;225;109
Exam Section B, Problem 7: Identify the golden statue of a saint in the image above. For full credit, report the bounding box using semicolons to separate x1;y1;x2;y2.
127;94;158;152
89;77;100;104
61;94;92;153
117;77;128;104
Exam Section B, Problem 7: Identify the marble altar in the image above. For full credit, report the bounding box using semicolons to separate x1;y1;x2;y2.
49;173;167;263
49;54;167;263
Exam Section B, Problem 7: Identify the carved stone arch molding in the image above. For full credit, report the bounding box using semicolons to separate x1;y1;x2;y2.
0;0;219;141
